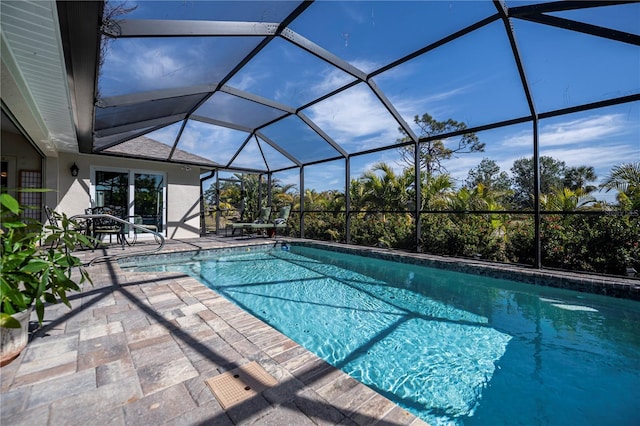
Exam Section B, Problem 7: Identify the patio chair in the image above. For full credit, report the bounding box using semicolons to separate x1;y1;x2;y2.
44;206;92;249
91;206;125;249
44;206;61;248
130;215;161;244
226;206;271;236
241;205;291;237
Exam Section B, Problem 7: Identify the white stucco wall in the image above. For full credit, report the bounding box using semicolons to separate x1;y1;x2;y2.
55;153;203;240
1;132;204;239
1;129;42;189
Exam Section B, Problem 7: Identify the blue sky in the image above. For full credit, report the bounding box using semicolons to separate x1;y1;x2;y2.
100;1;639;202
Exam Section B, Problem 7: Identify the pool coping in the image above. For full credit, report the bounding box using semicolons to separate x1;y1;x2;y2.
292;240;640;301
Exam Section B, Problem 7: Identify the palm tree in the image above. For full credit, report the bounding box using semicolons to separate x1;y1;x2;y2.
322;189;345;212
540;187;596;211
349;178;367;212
421;173;455;210
360;163;412;213
238;174;263;220
271;181;297;210
563;166;597;193
448;184;490;212
448;183;508;235
599;162;640;211
304;188;343;212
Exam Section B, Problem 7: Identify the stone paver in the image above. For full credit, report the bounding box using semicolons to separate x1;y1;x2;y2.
11;361;77;388
0;236;428;426
16;345;77;377
123;383;196;426
25;367;96;410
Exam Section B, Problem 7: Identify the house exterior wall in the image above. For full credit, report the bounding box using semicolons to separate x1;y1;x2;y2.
1;129;42;190
55;153;202;239
1;131;203;239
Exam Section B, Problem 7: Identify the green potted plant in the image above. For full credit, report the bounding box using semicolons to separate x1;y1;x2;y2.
0;192;93;365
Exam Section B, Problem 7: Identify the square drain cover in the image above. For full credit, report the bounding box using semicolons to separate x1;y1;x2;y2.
205;361;278;409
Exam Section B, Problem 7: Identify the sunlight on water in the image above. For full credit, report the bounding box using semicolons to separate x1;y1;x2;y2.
122;246;640;425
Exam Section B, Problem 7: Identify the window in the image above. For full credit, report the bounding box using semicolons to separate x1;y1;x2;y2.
134;173;164;232
91;167;166;236
19;170;42;221
95;170;128;211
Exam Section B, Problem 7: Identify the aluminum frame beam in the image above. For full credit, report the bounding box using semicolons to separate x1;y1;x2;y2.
220;85;296;114
255;131;302;167
297;112;348;159
105;19;279;38
516;13;640;46
189;115;254;133
94;114;187;137
279;28;367;81
57;1;103;154
97;85;216;108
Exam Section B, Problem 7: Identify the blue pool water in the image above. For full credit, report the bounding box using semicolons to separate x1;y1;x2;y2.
123;245;640;425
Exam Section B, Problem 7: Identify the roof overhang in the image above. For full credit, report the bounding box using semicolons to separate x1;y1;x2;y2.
0;0;91;156
57;0;103;154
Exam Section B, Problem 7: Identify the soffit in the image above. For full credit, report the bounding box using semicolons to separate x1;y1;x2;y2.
0;0;77;155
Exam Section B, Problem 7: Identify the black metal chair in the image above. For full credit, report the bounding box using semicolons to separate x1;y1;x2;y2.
91;206;125;249
44;206;93;249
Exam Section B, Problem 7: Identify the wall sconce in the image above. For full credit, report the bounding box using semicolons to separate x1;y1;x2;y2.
181;165;192;172
70;163;79;177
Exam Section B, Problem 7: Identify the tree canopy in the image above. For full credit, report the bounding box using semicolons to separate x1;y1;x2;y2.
397;113;484;180
465;158;512;194
510;156;567;209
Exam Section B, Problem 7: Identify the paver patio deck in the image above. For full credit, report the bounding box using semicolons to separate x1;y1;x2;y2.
1;236;427;426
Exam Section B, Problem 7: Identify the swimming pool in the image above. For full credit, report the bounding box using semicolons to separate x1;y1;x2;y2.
122;244;640;425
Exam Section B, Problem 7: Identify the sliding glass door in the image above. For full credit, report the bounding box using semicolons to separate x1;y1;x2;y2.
134;173;164;232
92;168;166;236
95;171;128;212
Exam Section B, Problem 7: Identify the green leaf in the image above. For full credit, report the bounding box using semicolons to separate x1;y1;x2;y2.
37;269;50;299
57;289;72;308
35;299;44;325
0;193;20;214
0;313;21;329
21;259;50;273
2;221;27;229
1;281;28;311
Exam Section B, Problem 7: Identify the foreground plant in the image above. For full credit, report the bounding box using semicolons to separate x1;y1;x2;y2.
0;192;93;328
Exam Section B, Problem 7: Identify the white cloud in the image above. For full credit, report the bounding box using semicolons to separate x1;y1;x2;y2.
179;122;246;164
135;49;184;86
232;72;262;92
505;114;629;148
272;170;299;190
444;155;486;186
311;67;355;96
422;85;473;106
349;59;382;75
102;37;239;95
307;85;400;151
231;139;267;169
102;41;189;91
146;122;184;145
540;114;628;147
349;152;406;179
305;162;346;191
542;143;638;171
